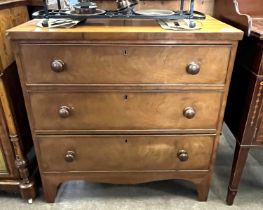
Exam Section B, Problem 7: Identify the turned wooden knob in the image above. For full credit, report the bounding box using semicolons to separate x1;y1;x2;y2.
59;106;71;118
65;151;75;162
183;107;196;119
186;62;200;75
177;150;189;161
51;59;65;72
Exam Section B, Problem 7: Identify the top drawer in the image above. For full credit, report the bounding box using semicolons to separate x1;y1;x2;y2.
20;44;231;85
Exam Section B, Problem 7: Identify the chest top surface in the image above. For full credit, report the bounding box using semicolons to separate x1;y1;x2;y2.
7;15;243;41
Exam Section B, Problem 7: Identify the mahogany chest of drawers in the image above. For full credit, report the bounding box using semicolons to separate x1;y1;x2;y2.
8;16;242;202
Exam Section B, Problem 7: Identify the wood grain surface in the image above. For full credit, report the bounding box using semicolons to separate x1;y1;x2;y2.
20;44;231;85
7;16;243;41
29;91;222;131
0;5;28;72
9;15;242;203
37;135;215;171
215;0;262;39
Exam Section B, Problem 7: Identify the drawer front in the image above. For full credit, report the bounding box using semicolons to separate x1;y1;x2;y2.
20;45;230;84
37;135;214;171
29;91;222;131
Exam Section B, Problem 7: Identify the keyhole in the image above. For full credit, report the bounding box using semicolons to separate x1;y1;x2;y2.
124;95;128;101
125;139;128;143
124;50;128;56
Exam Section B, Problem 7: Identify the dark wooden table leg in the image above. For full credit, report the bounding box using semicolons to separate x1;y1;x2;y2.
226;142;249;205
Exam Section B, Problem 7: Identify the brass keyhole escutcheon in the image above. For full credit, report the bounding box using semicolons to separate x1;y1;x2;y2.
123;49;128;56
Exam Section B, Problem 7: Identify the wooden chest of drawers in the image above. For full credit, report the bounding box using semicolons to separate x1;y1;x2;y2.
8;16;242;202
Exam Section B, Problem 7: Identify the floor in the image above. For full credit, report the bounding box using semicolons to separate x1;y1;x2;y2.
1;124;263;210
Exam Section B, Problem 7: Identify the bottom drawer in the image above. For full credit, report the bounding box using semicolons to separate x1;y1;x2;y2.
37;135;215;172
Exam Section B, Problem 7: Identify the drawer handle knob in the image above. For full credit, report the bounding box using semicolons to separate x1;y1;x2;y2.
186;62;200;75
65;151;75;162
59;106;71;118
183;107;196;119
51;59;65;72
177;150;189;161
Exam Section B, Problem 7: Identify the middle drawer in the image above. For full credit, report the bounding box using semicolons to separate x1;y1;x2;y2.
29;91;222;131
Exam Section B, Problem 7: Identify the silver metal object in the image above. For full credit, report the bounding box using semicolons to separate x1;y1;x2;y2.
73;0;97;14
134;9;175;16
177;150;189;161
183;107;196;119
186;62;200;75
65;151;76;162
51;59;65;72
116;0;138;11
59;106;71;118
69;9;106;16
